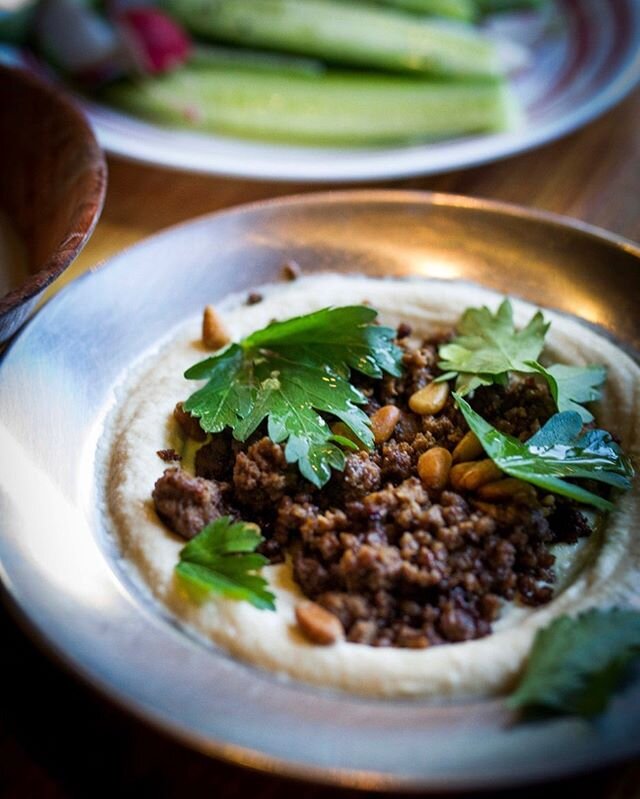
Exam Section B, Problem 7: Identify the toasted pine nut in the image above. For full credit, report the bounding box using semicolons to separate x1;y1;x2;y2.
408;381;450;415
371;405;401;444
452;431;484;463
331;421;365;449
449;461;476;492
296;601;344;645
417;447;452;491
202;305;230;351
477;478;536;503
457;459;503;491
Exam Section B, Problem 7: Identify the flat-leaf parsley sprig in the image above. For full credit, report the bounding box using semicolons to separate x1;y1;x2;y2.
438;299;606;421
176;516;275;610
183;306;403;488
455;394;634;511
508;608;640;718
528;362;607;423
437;298;549;394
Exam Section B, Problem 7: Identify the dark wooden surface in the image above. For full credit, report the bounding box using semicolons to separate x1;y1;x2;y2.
59;87;640;289
3;89;639;798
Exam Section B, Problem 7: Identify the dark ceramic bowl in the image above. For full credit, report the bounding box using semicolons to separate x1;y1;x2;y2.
0;64;106;343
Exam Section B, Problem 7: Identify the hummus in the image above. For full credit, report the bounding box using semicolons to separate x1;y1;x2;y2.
106;275;640;698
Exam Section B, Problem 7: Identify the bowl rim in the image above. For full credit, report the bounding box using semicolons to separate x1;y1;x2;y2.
0;64;107;317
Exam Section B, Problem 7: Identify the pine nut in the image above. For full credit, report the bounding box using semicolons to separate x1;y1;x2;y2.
371;405;401;444
477;478;536;503
202;305;230;351
417;447;452;491
452;431;484;463
408;381;450;415
296;601;344;645
450;459;503;491
449;461;476;491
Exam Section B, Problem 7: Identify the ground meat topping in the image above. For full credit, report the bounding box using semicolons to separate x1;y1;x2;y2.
152;467;228;540
152;329;597;647
195;432;234;481
471;377;557;441
332;451;381;502
173;402;206;442
157;448;181;462
233;437;297;510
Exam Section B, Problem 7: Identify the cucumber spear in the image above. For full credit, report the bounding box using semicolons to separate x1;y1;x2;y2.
475;0;546;13
360;0;477;21
163;0;502;78
105;62;518;145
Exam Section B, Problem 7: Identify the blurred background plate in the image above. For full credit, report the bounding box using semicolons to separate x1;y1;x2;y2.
83;0;640;181
0;190;639;792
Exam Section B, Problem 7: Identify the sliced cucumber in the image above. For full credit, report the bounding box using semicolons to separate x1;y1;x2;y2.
164;0;501;78
189;44;327;76
105;65;519;145
360;0;477;22
475;0;546;14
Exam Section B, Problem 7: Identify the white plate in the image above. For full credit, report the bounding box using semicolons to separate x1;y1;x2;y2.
83;0;640;181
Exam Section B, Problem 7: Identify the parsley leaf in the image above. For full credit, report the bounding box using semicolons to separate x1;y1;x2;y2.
528;362;606;423
508;609;640;717
438;299;606;423
437;299;549;395
183;306;403;488
175;516;275;610
454;394;634;511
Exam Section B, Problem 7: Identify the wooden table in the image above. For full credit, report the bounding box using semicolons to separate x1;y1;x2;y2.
2;89;639;798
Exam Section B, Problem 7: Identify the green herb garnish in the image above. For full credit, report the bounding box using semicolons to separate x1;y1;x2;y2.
454;394;634;511
528;362;606;423
437;299;549;394
183;306;403;488
438;299;606;421
176;516;275;610
508;609;640;717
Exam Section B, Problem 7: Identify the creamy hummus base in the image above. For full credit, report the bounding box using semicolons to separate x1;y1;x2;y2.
106;275;640;698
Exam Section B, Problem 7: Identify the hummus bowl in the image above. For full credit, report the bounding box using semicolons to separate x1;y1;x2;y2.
0;191;638;790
